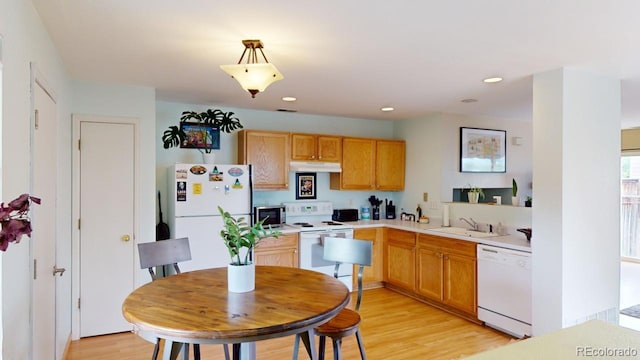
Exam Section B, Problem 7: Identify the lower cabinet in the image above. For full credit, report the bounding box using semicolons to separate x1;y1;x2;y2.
384;228;416;291
416;234;477;316
254;233;299;268
353;227;384;289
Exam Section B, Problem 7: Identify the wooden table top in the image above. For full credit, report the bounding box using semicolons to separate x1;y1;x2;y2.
122;266;350;344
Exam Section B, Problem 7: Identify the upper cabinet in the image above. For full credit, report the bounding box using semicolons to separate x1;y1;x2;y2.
237;130;290;190
330;137;405;191
291;133;342;162
376;140;406;191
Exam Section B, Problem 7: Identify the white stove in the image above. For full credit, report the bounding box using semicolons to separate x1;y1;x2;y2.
283;201;353;232
283;201;355;291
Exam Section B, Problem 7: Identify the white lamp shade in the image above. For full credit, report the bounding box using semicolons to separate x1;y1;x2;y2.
220;63;284;93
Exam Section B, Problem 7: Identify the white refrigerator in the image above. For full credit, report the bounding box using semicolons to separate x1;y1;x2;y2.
167;163;252;272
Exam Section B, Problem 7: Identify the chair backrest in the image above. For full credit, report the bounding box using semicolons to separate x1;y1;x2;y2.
322;237;373;311
138;237;192;281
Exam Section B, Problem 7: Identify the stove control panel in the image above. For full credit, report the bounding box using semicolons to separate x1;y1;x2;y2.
283;201;333;216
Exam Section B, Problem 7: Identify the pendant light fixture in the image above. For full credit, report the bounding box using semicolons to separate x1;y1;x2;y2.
220;39;284;98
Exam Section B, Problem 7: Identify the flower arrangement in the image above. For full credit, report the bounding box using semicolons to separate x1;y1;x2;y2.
0;194;41;251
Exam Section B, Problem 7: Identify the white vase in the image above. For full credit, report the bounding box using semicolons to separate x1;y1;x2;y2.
512;196;520;206
201;152;215;164
468;192;479;204
227;262;255;293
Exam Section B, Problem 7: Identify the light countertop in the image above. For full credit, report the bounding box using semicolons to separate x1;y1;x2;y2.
277;220;531;253
346;219;531;252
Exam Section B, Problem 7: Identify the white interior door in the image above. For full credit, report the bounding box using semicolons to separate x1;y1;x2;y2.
79;119;135;337
32;74;57;359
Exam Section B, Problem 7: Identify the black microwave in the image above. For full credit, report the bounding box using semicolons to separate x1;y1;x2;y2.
253;205;286;227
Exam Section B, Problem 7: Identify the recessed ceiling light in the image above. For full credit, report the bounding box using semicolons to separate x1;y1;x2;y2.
381;107;394;112
483;77;503;83
461;98;478;103
282;96;297;102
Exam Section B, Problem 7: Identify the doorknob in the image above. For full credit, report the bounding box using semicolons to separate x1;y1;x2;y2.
121;234;131;242
52;266;66;277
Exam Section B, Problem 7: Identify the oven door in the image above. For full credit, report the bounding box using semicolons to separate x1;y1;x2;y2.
299;230;354;286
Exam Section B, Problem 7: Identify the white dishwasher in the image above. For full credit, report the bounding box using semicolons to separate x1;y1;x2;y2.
477;244;532;338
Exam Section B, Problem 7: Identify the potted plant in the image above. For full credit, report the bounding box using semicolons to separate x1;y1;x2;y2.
525;196;532;208
512;178;520;206
162;109;243;163
218;206;280;292
467;185;484;204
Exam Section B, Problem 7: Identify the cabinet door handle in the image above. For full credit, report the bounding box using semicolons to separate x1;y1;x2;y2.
444;255;449;260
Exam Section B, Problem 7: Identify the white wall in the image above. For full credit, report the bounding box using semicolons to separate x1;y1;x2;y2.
156;101;400;214
395;112;533;229
532;68;620;335
0;0;71;358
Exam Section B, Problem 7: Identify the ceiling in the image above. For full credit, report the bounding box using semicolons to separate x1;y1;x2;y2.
31;1;640;127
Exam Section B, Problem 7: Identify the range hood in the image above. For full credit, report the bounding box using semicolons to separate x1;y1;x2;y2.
289;161;342;173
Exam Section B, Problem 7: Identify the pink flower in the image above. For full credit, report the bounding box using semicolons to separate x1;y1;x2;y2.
0;194;40;251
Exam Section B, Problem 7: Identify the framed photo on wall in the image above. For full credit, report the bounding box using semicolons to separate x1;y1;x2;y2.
296;172;317;200
179;122;221;150
460;127;506;173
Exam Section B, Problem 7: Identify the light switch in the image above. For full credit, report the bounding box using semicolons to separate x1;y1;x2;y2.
423;192;428;202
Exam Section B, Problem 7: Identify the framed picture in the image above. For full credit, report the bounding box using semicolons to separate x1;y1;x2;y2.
295;172;317;200
179;122;221;150
460;127;506;173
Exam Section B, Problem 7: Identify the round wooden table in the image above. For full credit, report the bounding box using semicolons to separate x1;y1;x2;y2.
122;266;350;360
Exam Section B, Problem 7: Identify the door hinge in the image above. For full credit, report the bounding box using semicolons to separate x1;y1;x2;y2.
78;139;81;150
34;109;39;130
33;259;37;280
78;219;80;230
78;298;81;309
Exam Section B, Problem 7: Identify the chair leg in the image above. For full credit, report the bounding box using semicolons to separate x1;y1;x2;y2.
355;330;367;360
194;344;201;360
151;340;160;360
224;344;231;360
232;343;241;360
318;336;326;360
292;334;300;360
331;338;342;360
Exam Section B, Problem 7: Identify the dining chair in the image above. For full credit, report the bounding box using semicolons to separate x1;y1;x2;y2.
138;237;230;360
292;237;373;360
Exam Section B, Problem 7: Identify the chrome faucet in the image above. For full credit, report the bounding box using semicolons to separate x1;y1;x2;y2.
459;217;479;231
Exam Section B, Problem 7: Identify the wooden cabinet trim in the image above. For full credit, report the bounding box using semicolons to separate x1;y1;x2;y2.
387;228;416;245
417;234;476;257
256;233;298;249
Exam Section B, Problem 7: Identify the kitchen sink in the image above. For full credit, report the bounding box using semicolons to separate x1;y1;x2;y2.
429;227;500;238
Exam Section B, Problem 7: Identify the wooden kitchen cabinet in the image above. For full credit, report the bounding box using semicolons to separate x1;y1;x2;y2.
376;140;405;191
254;233;298;268
353;227;384;289
330;137;405;190
417;234;477;316
384;228;416;291
330;137;376;190
291;133;342;162
238;130;290;190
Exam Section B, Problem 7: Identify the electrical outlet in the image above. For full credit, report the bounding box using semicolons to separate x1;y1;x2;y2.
423;192;428;202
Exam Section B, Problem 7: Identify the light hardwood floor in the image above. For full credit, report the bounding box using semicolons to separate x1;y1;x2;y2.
65;288;513;360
